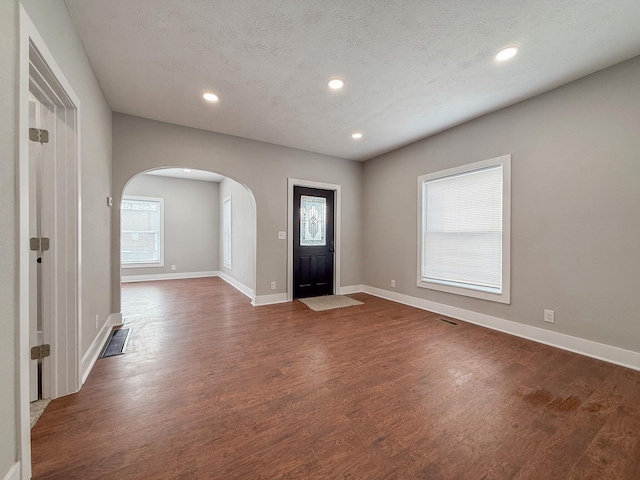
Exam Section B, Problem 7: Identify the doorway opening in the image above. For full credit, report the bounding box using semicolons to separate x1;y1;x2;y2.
118;168;257;308
25;39;81;397
27;90;54;416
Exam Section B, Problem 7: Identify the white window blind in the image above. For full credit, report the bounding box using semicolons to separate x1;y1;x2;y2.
418;155;510;303
121;196;164;266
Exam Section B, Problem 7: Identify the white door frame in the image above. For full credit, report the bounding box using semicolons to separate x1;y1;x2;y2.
18;6;82;479
287;178;341;301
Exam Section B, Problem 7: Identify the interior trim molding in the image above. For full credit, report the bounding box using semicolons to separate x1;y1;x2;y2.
217;271;254;300
81;313;123;385
253;293;288;307
121;270;219;283
363;285;640;372
339;285;365;295
3;462;20;480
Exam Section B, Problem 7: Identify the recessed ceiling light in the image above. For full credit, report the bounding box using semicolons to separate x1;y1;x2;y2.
183;169;191;172
328;78;345;90
202;92;219;102
351;133;363;139
495;47;518;61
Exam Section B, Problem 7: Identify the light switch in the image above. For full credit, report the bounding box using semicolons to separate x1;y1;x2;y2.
278;231;286;240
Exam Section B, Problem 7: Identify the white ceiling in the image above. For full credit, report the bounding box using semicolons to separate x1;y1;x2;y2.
65;0;640;161
144;168;225;182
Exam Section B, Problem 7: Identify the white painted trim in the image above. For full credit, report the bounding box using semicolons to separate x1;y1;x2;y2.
18;7;83;479
217;271;254;300
287;178;342;302
121;270;219;283
80;313;123;384
252;293;289;306
363;286;640;371
18;14;32;478
339;285;365;295
3;462;20;480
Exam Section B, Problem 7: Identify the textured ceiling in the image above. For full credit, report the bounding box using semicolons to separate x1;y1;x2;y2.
65;0;640;161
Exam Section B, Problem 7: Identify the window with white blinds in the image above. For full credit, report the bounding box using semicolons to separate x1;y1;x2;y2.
418;155;511;304
121;196;165;267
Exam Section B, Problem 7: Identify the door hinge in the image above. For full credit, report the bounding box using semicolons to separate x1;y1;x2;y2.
30;237;50;251
29;127;49;144
31;344;51;360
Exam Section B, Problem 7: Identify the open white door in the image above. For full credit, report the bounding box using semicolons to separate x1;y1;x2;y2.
28;91;55;402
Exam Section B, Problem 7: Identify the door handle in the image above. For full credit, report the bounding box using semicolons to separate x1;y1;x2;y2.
328;241;335;253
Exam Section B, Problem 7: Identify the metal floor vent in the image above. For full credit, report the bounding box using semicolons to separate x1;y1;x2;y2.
99;328;132;358
438;318;458;326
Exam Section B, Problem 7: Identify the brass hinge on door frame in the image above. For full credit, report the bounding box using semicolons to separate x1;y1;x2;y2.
31;344;51;360
29;127;49;144
30;237;50;251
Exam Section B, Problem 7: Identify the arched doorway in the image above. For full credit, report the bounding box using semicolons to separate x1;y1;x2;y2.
110;166;258;339
119;167;257;298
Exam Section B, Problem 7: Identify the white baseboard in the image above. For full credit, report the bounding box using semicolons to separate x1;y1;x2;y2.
253;293;288;306
3;462;20;480
339;285;364;295
81;312;123;384
121;270;218;283
363;286;640;372
217;271;254;300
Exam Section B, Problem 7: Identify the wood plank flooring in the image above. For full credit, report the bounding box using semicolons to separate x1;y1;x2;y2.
31;277;640;479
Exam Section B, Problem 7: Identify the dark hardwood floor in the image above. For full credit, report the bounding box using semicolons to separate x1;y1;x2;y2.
31;277;640;479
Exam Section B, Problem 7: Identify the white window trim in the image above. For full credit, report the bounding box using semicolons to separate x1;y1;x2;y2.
417;154;511;304
223;195;232;269
121;195;165;269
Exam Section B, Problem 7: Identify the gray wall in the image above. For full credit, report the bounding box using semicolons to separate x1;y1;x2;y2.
121;174;219;277
363;55;640;353
21;0;113;355
219;177;256;292
1;1;18;476
112;113;364;310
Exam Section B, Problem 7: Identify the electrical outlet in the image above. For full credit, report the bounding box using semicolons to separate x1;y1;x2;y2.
391;280;396;288
95;314;99;330
544;309;555;324
270;281;276;290
171;265;176;271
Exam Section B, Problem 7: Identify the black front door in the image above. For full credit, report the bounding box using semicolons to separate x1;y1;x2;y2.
293;186;335;299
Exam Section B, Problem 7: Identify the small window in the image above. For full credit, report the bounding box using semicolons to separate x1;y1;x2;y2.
300;195;327;246
418;155;511;304
121;196;164;268
223;195;232;269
